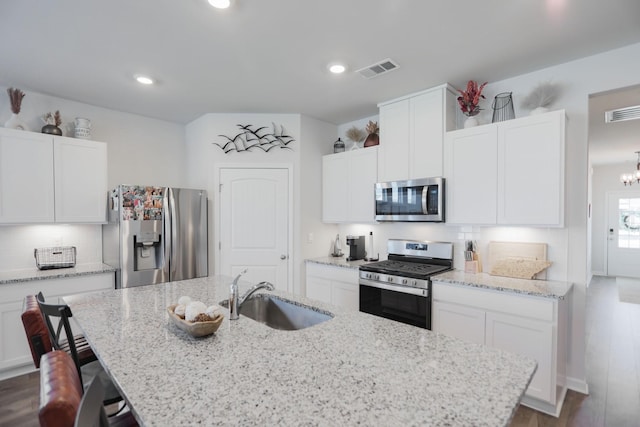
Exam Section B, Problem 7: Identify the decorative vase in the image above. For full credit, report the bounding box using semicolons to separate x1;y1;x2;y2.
464;115;479;128
4;113;28;131
41;124;63;136
530;106;549;115
363;133;379;147
333;137;345;153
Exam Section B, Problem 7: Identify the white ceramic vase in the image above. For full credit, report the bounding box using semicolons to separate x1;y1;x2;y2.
464;115;479;129
530;106;549;115
4;113;28;131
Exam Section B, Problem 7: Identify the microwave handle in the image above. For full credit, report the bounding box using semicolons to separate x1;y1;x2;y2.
421;187;428;214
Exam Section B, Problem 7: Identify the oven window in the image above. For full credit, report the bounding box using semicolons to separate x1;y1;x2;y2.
359;284;430;329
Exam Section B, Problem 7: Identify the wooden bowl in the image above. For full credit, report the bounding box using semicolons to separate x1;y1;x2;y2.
167;304;224;337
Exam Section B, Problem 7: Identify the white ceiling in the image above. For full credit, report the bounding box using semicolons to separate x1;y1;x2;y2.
1;0;640;131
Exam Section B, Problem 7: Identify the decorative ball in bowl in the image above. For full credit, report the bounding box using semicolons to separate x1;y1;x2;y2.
167;303;224;337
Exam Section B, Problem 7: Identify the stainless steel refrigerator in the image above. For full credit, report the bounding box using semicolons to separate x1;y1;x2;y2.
102;185;208;288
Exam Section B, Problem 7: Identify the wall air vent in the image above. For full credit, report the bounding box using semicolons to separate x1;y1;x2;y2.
605;105;640;123
356;58;399;79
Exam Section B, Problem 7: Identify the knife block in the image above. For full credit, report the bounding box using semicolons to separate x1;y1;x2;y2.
465;253;482;274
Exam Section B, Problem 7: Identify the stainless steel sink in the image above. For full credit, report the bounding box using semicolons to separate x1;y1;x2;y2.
220;294;333;330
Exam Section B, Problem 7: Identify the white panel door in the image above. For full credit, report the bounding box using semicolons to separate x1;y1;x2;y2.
0;129;55;223
220;168;289;291
607;191;640;278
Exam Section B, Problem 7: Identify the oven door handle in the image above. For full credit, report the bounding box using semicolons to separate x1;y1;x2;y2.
360;278;429;297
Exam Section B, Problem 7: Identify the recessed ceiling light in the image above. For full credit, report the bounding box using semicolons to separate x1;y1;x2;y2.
328;63;347;74
135;75;154;85
208;0;231;8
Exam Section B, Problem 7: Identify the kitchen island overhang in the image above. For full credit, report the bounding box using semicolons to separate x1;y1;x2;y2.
63;276;536;426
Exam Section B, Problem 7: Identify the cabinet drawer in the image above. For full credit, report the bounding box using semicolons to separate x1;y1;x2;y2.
432;281;556;322
306;263;358;284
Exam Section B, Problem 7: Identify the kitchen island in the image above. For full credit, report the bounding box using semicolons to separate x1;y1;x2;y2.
64;276;536;426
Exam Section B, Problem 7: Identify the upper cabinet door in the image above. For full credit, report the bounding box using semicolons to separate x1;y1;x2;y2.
445;125;499;225
322;152;349;223
411;89;445;178
0;128;55;223
348;147;378;223
378;99;410;182
54;137;107;223
497;110;565;226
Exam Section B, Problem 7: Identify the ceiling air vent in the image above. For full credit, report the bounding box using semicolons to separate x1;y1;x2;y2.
605;105;640;123
356;58;399;79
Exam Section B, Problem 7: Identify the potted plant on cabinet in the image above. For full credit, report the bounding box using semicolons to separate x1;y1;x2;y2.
457;80;488;128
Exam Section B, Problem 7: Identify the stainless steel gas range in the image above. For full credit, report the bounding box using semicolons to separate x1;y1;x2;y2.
359;239;453;329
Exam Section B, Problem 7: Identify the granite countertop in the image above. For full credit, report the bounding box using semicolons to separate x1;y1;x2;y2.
433;270;573;299
0;263;116;285
305;256;380;269
64;276;536;426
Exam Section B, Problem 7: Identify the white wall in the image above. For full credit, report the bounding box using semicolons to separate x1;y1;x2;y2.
0;85;187;272
590;163;639;275
300;115;340;294
337;114;379;150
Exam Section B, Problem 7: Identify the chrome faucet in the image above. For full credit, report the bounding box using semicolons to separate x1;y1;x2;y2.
229;269;274;320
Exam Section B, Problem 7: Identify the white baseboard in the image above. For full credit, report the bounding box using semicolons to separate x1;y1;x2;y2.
0;364;35;381
566;376;589;395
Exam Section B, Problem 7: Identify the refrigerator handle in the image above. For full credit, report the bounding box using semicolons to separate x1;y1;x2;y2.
163;188;173;280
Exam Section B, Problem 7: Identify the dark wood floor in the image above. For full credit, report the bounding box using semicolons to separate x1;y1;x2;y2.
2;276;639;426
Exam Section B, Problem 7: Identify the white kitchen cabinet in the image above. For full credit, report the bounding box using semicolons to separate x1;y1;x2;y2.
432;280;568;416
0;128;55;223
0;272;115;380
445;109;565;227
444;125;498;225
378;84;456;182
305;262;359;311
497;111;565;225
54;137;108;223
432;300;485;345
322;147;378;223
0;128;108;224
485;311;555;402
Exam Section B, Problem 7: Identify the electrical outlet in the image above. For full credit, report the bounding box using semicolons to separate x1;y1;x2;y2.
307;233;314;243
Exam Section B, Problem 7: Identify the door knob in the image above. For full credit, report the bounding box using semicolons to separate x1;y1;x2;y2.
280;254;288;260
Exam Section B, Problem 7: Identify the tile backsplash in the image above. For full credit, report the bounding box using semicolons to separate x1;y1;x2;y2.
0;225;102;271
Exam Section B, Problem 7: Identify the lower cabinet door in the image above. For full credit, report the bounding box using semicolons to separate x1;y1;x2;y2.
306;276;332;304
331;281;359;311
432;301;485;345
485;311;555;403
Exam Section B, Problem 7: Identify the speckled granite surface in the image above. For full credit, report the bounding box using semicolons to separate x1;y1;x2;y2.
0;263;116;285
433;270;573;299
305;257;379;269
64;276;536;427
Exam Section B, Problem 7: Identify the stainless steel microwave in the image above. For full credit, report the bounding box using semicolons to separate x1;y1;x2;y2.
374;177;445;222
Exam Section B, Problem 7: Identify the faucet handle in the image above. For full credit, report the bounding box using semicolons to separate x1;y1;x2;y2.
257;281;275;291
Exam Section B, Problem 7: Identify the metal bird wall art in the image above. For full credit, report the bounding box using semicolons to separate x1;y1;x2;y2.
214;122;295;153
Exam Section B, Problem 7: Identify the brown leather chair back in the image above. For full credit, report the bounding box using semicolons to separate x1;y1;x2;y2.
21;294;53;368
39;350;83;427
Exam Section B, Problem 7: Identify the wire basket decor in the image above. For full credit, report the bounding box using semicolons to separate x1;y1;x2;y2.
492;92;515;123
34;246;77;270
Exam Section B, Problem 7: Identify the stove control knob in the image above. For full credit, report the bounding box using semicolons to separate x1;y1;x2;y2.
366;273;371;279
402;278;408;285
412;280;418;287
387;277;393;283
375;274;380;280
